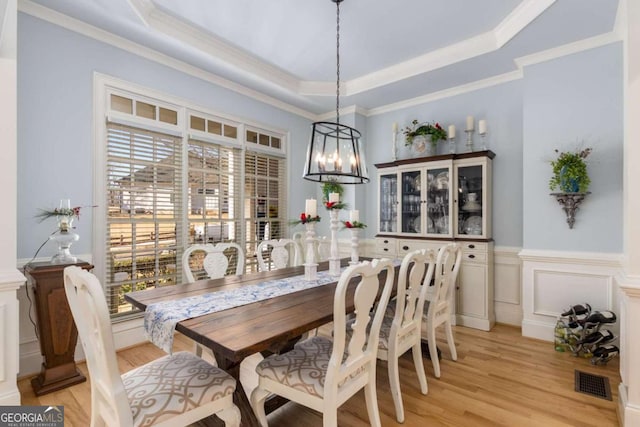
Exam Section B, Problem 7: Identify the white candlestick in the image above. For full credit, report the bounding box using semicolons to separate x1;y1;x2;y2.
392;122;398;161
329;192;340;203
350;210;359;222
478;119;487;135
304;222;318;281
349;228;360;266
466;115;475;131
329;210;340;276
448;124;456;139
305;199;317;217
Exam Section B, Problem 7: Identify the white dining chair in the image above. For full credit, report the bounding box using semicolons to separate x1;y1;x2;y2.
250;259;395;427
63;266;241;427
182;242;245;282
182;242;245;360
421;242;463;378
374;248;436;423
256;239;301;271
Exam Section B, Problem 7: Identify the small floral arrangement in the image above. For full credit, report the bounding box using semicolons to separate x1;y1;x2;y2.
324;201;347;210
549;147;592;193
290;213;321;225
342;220;367;229
35;205;82;222
403;120;447;146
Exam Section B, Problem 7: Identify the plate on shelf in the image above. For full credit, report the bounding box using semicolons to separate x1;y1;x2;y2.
436;172;449;190
464;216;482;235
412;216;421;233
435;215;449;234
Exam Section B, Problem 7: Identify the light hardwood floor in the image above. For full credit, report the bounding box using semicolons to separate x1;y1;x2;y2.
18;324;620;426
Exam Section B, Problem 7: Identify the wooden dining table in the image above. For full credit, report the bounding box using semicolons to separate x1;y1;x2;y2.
125;257;398;427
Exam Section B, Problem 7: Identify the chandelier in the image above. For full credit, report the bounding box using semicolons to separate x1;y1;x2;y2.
302;0;369;184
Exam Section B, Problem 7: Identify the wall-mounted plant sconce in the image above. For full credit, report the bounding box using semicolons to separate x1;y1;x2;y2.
551;192;590;229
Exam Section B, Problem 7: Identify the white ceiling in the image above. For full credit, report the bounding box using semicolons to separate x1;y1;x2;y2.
22;0;620;115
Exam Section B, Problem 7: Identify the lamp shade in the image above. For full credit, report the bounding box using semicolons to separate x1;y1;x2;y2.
303;121;369;184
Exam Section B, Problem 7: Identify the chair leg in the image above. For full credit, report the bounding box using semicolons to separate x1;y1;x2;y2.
250;386;270;427
364;376;382;427
322;410;338;427
387;350;405;423
444;321;457;361
411;341;428;395
428;327;441;378
217;404;241;427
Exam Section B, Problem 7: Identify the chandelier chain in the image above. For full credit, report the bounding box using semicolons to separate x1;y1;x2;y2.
336;0;340;124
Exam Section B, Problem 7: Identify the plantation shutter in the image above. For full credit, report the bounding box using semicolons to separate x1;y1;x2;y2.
244;150;287;272
105;122;183;317
185;137;243;278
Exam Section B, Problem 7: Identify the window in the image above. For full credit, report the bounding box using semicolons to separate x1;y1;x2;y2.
105;123;182;316
99;85;287;317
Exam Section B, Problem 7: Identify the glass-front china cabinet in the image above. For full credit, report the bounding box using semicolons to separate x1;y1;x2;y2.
375;151;495;331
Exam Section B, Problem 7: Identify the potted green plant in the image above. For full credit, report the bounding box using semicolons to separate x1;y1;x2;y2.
549;147;592;193
403;120;447;155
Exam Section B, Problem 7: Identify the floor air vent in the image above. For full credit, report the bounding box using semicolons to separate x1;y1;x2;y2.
575;370;612;400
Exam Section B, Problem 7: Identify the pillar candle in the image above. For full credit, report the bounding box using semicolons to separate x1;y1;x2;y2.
466;115;475;131
448;124;456;139
392;122;398;133
350;210;359;222
329;192;340;203
305;199;317;217
478;119;487;135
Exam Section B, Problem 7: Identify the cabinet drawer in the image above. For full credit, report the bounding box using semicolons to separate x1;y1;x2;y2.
461;251;487;263
458;241;488;252
375;237;397;256
397;240;444;256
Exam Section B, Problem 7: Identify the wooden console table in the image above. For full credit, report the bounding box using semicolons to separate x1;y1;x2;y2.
25;261;93;395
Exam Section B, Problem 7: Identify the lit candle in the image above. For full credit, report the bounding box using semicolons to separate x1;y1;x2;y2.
350;155;357;174
466;115;474;131
478;119;487;135
305;199;317;217
350;210;359;222
392;122;398;133
448;124;456;139
329;192;340;203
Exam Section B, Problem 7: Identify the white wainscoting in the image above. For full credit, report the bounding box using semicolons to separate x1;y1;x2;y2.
519;249;623;341
494;247;522;326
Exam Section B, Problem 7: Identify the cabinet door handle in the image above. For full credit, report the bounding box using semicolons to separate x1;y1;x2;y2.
468;244;475;249
383;240;389;243
402;245;409;250
383;248;389;252
468;254;475;259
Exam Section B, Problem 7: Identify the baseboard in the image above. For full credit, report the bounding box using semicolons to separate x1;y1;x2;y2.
522;318;554;341
0;389;20;405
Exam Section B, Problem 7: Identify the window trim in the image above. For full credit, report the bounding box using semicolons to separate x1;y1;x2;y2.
94;72;288;319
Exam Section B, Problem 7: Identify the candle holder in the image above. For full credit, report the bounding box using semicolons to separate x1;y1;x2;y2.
448;135;456;154
479;132;487;150
349;228;360;266
329;210;341;276
304;222;318;281
465;129;474;152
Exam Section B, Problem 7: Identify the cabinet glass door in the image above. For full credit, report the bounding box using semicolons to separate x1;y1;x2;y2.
457;164;484;237
400;170;422;234
379;173;398;233
425;165;452;236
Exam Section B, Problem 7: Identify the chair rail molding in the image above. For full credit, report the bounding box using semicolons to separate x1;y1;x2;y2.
519;249;623;341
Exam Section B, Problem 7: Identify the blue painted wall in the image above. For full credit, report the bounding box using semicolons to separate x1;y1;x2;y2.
17;13;314;259
522;43;623;252
362;80;524;247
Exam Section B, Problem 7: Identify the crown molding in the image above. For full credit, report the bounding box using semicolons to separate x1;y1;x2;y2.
113;0;553;98
367;70;523;116
18;0;317;120
514;31;621;69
